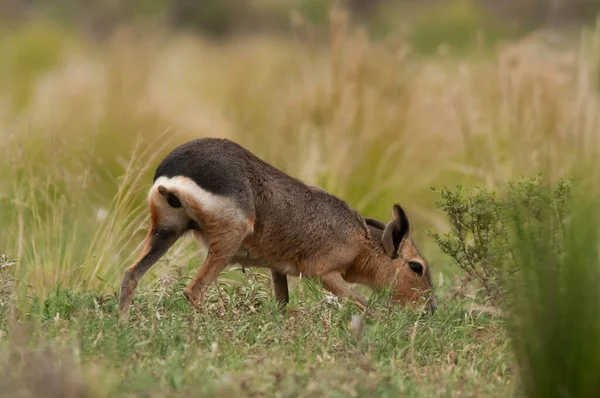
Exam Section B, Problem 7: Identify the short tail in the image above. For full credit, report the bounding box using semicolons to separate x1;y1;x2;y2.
157;185;183;208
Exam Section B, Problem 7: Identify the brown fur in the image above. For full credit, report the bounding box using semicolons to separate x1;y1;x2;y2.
118;138;437;320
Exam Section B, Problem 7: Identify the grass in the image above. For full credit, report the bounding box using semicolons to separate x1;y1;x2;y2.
0;271;512;397
3;11;597;292
505;175;600;398
0;7;599;397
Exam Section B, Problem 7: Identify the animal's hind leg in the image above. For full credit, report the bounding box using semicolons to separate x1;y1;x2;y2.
271;270;289;307
119;226;181;321
183;221;249;312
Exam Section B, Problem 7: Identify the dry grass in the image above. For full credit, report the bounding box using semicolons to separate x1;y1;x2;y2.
0;11;598;294
0;9;598;397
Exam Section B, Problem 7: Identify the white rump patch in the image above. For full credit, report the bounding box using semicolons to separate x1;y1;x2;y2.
149;176;249;230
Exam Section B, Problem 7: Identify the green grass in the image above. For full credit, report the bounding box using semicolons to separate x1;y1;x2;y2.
0;270;512;397
0;9;599;397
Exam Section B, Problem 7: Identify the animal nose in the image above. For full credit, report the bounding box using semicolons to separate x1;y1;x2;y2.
427;296;437;315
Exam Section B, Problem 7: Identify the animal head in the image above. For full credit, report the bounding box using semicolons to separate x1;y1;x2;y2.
365;204;437;314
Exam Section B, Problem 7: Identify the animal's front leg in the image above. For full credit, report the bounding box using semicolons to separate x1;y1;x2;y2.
119;227;181;321
320;272;368;311
271;270;289;307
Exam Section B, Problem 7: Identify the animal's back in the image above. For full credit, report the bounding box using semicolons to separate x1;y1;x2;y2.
154;138;251;198
154;138;368;261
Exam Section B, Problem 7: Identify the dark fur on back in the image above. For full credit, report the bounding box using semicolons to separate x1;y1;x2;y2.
154;139;250;197
154;138;370;261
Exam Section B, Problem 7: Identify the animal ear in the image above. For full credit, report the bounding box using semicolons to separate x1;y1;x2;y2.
382;204;411;259
364;217;387;230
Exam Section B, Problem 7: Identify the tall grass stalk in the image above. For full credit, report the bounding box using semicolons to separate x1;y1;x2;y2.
83;133;173;291
7;132;171;297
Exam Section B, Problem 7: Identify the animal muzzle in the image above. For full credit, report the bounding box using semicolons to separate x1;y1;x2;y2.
426;294;438;315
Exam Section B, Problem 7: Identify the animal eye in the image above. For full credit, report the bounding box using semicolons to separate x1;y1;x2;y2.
408;261;423;276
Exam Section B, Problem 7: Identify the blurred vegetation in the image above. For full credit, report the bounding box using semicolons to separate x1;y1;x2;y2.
0;1;599;395
0;1;597;294
2;1;600;47
432;172;600;398
504;174;600;398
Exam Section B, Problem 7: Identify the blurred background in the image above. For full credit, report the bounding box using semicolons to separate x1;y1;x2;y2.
2;0;600;39
1;4;599;396
1;0;599;293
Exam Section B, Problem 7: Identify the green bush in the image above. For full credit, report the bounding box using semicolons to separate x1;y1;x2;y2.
433;174;600;397
506;178;600;398
430;175;573;303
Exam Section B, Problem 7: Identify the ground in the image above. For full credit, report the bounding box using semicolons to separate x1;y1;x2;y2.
0;268;512;397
